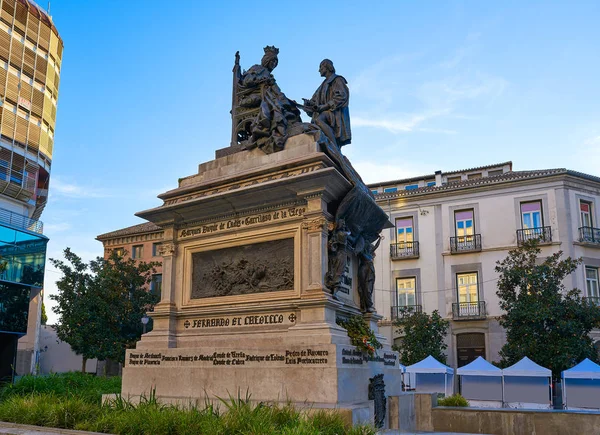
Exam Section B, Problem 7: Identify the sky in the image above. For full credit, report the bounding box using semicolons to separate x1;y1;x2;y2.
42;1;600;323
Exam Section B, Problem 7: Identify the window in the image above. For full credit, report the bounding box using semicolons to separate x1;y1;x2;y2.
447;176;461;184
488;169;503;177
370;190;378;195
395;217;414;247
113;247;124;256
426;181;436;187
384;187;397;193
454;209;474;237
152;242;162;257
520;201;542;229
581;201;593;228
457;272;478;304
586;267;599;300
150;274;162;298
467;173;482;180
132;245;143;259
396;277;416;307
405;184;418;190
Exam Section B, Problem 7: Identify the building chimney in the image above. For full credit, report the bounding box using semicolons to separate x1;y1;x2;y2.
435;170;442;186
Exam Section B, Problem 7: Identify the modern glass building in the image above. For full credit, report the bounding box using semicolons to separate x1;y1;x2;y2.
0;207;46;381
0;0;61;381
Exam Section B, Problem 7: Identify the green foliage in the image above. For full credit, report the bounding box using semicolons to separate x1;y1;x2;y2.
392;308;449;365
496;240;600;379
0;376;375;434
337;315;382;356
40;301;47;325
50;248;160;365
437;394;469;407
0;372;121;403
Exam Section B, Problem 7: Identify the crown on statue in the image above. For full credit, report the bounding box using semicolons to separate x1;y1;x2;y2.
263;45;279;56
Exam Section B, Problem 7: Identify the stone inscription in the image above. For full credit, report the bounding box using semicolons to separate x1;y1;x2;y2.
341;348;398;367
127;348;330;367
182;312;296;329
179;206;306;239
191;238;294;299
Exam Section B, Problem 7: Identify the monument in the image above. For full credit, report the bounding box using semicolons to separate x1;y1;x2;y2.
121;47;400;427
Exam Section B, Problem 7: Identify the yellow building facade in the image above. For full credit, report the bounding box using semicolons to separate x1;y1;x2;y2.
0;0;62;220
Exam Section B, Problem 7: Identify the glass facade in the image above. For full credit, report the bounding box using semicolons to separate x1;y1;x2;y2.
0;224;47;286
0;281;31;334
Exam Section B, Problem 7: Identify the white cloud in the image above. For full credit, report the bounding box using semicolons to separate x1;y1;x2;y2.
51;178;114;199
584;136;600;146
350;36;508;136
44;222;72;233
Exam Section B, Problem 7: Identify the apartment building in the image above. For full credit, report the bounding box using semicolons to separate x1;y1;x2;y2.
369;162;600;369
96;222;164;299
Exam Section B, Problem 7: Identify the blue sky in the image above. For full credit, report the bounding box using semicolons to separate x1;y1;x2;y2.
43;1;600;323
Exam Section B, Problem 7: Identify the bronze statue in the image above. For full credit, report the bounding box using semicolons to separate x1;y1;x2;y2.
357;236;381;313
302;59;351;149
325;219;351;297
231;46;301;154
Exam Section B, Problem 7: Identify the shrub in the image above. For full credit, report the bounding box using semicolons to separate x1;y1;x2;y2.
337;315;382;356
437;394;469;407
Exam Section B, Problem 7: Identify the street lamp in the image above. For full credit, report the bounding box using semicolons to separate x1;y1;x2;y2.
141;315;149;334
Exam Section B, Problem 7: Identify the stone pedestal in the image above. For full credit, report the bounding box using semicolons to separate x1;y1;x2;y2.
122;133;401;425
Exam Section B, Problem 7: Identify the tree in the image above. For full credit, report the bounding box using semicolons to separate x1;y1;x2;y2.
50;248;159;372
495;240;600;379
393;309;449;366
40;301;47;325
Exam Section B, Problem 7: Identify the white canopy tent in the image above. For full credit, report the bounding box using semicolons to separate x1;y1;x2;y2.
562;358;600;410
457;357;503;407
502;357;552;409
406;356;454;396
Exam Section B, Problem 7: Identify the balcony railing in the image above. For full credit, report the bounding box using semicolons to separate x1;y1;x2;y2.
391;305;422;320
0;207;43;234
579;227;600;245
390;241;419;259
517;226;552;245
584;296;600;306
452;301;486;320
450;234;482;254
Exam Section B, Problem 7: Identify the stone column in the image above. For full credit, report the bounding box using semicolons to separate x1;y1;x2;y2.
141;226;177;349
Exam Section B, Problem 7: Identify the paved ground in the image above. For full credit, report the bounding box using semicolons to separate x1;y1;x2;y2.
0;423;105;435
377;431;488;435
0;422;489;435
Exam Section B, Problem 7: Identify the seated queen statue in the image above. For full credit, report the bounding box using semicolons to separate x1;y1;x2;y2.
232;46;301;154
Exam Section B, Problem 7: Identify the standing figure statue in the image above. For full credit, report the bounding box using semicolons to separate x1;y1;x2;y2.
232;46;301;154
357;236;381;313
302;59;351;149
325;219;351;297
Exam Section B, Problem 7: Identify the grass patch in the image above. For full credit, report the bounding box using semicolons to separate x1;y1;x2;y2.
0;372;121;404
0;374;376;434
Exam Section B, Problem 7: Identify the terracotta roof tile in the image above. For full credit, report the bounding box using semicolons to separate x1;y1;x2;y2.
96;222;162;240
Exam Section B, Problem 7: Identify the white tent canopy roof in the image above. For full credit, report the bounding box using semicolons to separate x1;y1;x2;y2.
562;358;600;379
398;363;406;373
457;356;502;377
406;355;453;374
502;357;551;377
